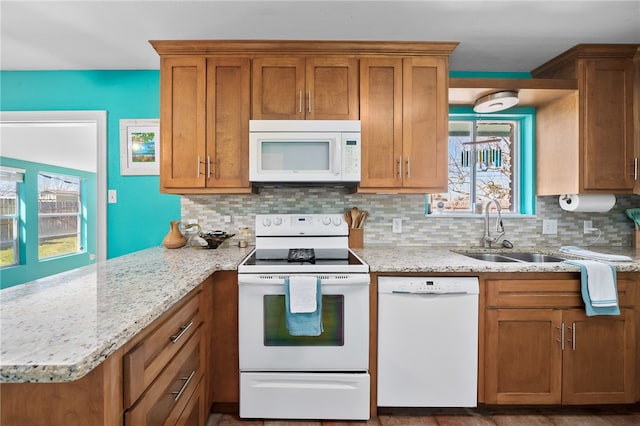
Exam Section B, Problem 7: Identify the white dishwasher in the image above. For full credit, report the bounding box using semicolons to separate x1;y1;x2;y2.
377;276;479;407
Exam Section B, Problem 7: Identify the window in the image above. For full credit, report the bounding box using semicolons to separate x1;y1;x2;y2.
0;166;23;268
38;172;84;259
430;111;535;215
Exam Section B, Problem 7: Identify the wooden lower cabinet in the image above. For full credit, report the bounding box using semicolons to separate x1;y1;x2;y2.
562;309;635;404
176;376;207;426
483;274;637;405
123;284;207;425
0;353;123;426
125;328;204;425
209;270;240;411
485;308;563;404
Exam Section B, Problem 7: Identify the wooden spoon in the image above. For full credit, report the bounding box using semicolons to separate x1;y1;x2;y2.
344;211;352;228
358;211;368;228
350;207;360;228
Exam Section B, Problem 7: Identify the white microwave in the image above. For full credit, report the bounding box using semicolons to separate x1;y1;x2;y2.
249;120;361;183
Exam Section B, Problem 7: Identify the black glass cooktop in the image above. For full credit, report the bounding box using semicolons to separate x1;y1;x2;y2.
242;250;364;267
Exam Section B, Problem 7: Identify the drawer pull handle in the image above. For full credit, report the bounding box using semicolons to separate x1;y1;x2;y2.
566;322;576;351
556;324;565;351
169;320;193;344
171;370;196;402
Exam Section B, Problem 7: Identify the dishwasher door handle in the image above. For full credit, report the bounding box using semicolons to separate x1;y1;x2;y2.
391;291;471;295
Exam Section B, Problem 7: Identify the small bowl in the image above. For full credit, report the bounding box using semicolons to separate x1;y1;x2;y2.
201;231;235;249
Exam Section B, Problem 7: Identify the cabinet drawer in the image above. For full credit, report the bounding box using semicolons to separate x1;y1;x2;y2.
124;290;202;407
174;374;205;426
125;326;203;426
486;278;634;308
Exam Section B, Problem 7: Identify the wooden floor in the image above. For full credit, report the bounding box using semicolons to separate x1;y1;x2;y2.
207;405;640;425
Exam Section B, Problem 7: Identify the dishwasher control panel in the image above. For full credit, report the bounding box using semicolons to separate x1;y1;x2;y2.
378;276;479;295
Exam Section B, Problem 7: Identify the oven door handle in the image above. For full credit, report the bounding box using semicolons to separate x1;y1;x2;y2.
238;275;369;286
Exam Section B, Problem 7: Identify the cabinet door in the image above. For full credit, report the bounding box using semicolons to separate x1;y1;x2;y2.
359;58;403;188
206;58;251;189
562;308;636;404
402;56;449;191
306;57;359;120
581;57;635;191
160;56;206;189
485;309;563;404
252;57;305;120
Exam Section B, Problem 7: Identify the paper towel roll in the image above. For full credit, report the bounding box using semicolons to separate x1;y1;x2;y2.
559;194;616;212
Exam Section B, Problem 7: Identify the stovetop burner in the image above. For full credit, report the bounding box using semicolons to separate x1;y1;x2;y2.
287;248;316;264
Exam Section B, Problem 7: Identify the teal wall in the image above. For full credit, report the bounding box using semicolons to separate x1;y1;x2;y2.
0;71;181;260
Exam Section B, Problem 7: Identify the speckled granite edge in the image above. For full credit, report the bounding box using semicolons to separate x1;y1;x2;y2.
354;246;640;273
0;245;252;383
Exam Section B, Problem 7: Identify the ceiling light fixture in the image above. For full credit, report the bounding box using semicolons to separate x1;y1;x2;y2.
473;90;519;113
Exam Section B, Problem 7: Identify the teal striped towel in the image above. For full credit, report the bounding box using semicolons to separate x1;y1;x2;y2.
284;276;324;336
564;260;620;316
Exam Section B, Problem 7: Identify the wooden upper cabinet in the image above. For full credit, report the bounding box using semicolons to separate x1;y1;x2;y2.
159;56;207;190
402;57;449;190
159;55;253;194
150;40;458;193
533;44;638;195
359;58;403;189
252;56;359;120
206;57;251;190
581;57;635;191
359;56;449;193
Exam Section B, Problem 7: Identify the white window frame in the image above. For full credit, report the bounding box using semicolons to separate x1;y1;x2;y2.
0;166;24;268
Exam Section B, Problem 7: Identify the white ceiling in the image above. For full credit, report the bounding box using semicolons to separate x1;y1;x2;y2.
1;0;639;72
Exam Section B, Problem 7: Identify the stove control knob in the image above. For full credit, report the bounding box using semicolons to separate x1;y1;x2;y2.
262;217;272;227
273;217;283;226
332;217;342;226
321;216;332;225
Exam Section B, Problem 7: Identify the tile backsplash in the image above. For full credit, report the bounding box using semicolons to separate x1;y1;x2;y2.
182;186;640;249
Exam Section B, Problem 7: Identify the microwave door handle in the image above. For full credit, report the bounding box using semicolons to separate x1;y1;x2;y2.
335;138;343;177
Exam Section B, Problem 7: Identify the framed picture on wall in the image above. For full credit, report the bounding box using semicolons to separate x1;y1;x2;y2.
119;119;160;175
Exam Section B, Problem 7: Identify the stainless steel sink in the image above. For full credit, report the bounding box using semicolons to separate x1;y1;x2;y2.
503;252;566;263
461;253;520;262
458;251;565;263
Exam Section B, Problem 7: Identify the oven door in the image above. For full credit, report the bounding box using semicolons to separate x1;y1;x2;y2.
238;274;369;371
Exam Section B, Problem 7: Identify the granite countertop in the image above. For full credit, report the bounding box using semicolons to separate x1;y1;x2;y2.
0;245;252;384
3;243;640;384
354;246;640;273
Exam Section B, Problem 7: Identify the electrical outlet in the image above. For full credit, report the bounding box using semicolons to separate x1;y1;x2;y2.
392;218;402;233
542;219;557;235
223;215;232;223
584;220;593;234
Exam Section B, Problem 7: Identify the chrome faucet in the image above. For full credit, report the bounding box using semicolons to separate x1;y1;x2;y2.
481;199;505;248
